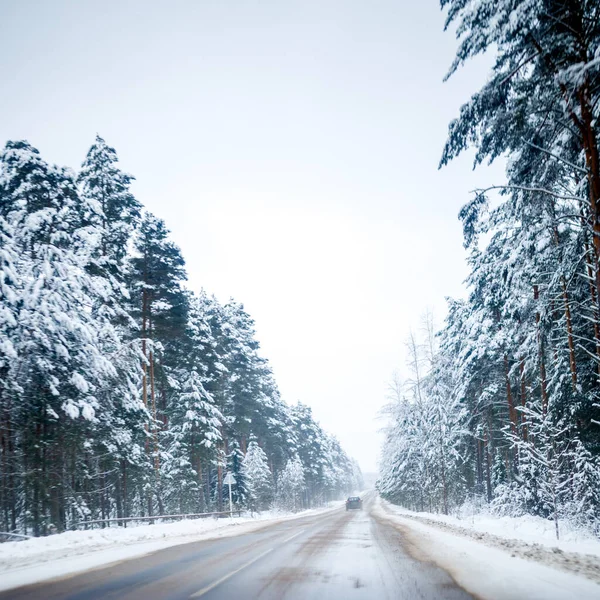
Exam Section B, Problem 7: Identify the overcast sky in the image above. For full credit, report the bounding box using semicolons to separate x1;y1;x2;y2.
0;0;504;472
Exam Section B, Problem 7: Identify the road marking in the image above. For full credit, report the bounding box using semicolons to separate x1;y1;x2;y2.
281;529;305;544
189;548;274;598
189;529;306;597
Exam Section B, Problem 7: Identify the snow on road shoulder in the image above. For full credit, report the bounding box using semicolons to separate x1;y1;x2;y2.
379;499;600;584
0;502;342;592
373;497;600;600
387;502;600;557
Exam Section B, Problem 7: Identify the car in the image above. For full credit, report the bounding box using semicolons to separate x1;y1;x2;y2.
346;496;362;510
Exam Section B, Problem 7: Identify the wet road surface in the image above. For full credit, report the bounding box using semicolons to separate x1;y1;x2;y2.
1;499;473;599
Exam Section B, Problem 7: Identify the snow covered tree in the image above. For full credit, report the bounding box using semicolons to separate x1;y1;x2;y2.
276;456;305;512
378;1;600;531
161;369;222;513
0;137;360;534
0;214;21;533
0;141;119;533
76;135;148;526
78;135;141;275
220;439;248;508
130;212;187;505
565;440;600;534
379;320;469;514
242;440;274;511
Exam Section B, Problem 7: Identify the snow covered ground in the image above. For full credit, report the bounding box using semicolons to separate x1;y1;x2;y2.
388;500;600;557
373;497;600;600
0;503;342;592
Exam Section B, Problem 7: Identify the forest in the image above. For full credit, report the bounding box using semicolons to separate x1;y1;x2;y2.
0;137;362;536
379;0;600;537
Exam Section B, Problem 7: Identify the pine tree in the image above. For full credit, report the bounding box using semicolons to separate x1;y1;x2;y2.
77;135;148;525
0;138;361;533
276;456;305;513
78;134;141;280
379;0;600;528
130;211;187;509
0;141;117;533
0;214;21;533
242;440;274;511
162;369;222;513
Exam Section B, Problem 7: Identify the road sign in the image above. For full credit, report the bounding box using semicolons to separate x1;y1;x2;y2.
223;472;236;515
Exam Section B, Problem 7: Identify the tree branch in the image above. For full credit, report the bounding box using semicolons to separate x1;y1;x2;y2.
471;185;584;203
498;52;539;87
524;141;589;174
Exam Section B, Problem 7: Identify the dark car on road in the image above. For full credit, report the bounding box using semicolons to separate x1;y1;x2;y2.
346;496;362;510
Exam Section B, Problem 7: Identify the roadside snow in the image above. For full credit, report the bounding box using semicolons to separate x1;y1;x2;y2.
391;502;600;557
0;503;342;592
373;497;600;600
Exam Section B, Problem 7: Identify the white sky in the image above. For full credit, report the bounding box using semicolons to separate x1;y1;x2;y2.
0;0;504;472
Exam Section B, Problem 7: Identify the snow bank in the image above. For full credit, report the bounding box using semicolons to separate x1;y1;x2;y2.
0;503;342;592
392;502;600;557
373;498;600;600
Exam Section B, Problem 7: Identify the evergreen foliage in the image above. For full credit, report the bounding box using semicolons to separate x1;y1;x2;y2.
380;0;600;536
242;440;274;511
275;456;306;512
0;137;360;535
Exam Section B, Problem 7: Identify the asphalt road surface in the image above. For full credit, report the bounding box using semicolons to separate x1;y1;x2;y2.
1;499;473;599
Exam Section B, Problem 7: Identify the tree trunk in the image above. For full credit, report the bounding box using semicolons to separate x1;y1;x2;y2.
552;220;578;389
579;84;600;320
149;349;159;473
475;436;483;494
519;358;528;442
560;277;578;389
217;464;223;512
534;285;549;415
484;436;492;504
503;354;518;434
582;221;600;380
122;460;128;521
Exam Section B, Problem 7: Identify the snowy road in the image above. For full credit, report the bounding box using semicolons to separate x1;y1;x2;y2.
0;498;472;599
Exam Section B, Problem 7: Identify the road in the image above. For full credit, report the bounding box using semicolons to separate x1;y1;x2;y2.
1;498;473;599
